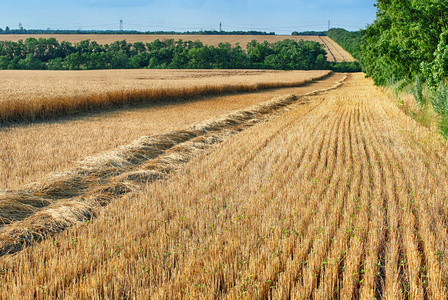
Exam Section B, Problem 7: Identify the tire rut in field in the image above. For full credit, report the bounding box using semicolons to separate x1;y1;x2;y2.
332;81;448;299
276;82;381;298
357;97;388;299
0;76;347;257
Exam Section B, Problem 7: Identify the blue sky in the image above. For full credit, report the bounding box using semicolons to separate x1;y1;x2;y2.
0;0;377;34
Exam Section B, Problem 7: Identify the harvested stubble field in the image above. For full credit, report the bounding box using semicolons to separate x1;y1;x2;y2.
0;75;347;256
0;34;354;62
0;70;333;190
1;72;448;299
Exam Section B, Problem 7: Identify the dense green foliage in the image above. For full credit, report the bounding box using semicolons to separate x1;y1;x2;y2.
330;61;362;73
326;28;362;60
361;0;448;137
361;0;448;87
0;37;330;70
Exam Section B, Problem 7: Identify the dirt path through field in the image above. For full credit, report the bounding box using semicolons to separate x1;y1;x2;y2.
2;73;448;299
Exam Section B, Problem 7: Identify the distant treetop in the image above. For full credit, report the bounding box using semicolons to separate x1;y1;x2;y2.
0;28;276;36
291;31;326;36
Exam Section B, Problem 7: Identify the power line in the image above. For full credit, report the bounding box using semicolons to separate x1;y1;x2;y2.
8;20;362;33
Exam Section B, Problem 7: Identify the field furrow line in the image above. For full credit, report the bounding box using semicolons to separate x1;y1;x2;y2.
359;90;436;298
392;135;448;295
385;138;447;298
336;103;372;299
220;98;348;299
363;91;448;298
357;96;394;300
385;145;432;298
288;101;357;297
361;99;404;299
263;102;349;298
311;104;356;298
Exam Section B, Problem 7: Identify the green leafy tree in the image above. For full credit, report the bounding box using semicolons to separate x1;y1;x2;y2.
17;53;45;70
64;52;83;70
361;0;448;86
47;57;66;70
0;55;9;69
247;40;273;65
169;49;190;69
422;30;448;88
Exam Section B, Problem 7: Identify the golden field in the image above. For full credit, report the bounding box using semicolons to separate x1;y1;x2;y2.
0;69;331;124
1;73;448;298
0;70;334;190
0;74;346;256
0;34;354;62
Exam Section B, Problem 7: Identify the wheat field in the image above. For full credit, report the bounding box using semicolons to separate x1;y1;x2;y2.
0;34;354;62
0;69;331;124
1;73;448;299
0;70;334;190
0;75;347;257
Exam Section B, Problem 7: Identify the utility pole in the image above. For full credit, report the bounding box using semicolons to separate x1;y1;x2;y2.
220;22;222;32
120;20;123;31
328;20;330;30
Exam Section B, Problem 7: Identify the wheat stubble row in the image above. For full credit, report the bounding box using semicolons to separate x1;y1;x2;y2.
1;73;448;299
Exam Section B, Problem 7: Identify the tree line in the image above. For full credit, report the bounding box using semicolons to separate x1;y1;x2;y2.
361;0;448;87
291;31;326;36
0;37;330;71
360;0;448;137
